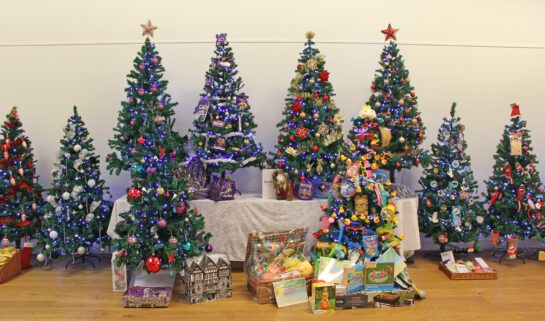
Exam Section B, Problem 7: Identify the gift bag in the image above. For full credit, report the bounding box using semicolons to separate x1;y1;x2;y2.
209;176;240;202
20;242;33;269
112;252;128;292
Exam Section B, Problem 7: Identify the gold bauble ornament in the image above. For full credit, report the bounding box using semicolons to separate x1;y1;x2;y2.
157;187;165;195
313;113;319;119
300;112;306;118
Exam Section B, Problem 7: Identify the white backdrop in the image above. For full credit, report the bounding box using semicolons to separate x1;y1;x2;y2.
1;0;545;204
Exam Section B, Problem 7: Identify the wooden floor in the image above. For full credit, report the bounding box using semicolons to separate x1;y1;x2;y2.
1;253;544;321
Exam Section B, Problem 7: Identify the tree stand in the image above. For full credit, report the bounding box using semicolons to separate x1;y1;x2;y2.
64;252;102;269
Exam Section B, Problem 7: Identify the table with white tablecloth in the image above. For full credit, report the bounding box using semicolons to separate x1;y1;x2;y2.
107;194;420;261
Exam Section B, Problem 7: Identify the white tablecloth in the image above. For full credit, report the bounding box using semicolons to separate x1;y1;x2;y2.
107;194;420;261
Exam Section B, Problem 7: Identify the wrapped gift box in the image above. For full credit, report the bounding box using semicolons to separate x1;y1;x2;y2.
0;248;21;284
122;286;172;308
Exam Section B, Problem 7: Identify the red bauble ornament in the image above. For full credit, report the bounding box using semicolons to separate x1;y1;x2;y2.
130;149;137;155
138;89;145;95
322;95;329;101
404;108;409;114
127;187;142;200
145;255;162;273
400;78;405;83
176;204;186;214
319;70;330;83
410;91;416;97
328;118;335;124
396;162;401;168
391;69;396;75
165;192;170;198
297;64;302;70
371;83;375;90
130;119;136;126
297;95;303;102
300;174;306;182
419;133;424;140
312;145;319;152
277;161;284;168
150;85;158;92
438;234;448;244
289;135;295;142
151;57;159;64
399;118;404;123
137;136;145;145
312;92;319;99
276;150;282;156
157;219;167;228
415;158;421;165
138;63;145;70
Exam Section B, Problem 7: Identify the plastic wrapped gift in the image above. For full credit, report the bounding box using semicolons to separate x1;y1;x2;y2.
245;228;313;304
122;286;172;308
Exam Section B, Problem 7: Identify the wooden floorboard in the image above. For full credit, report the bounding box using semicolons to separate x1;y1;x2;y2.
1;253;544;321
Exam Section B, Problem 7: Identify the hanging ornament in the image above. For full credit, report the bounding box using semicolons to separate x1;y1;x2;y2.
295;127;308;139
128;236;138;245
73;144;82;152
127;187;142;200
61;192;70;200
77;247;86;255
87;179;96;187
156;187;165;195
49;230;59;239
10;176;15;186
21;212;26;222
36;253;45;262
319;70;330;83
399;136;405;143
438;234;448;244
157;219;167;228
85;213;94;222
18;166;23;176
205;244;213;253
146;255;162;273
2;236;8;248
169;237;178;245
137;137;146;145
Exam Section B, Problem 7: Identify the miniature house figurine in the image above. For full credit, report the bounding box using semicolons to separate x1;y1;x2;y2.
182;254;232;304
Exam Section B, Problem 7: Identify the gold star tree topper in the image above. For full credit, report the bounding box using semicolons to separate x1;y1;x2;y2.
140;20;158;37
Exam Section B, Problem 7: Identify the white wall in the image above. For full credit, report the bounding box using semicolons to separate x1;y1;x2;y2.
2;0;545;202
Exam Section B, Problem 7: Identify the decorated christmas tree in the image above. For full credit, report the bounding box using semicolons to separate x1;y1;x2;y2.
0;107;44;248
107;20;187;175
312;151;422;294
364;24;428;181
418;103;485;251
273;32;345;187
191;33;265;177
36;106;112;263
108;21;211;273
484;104;545;245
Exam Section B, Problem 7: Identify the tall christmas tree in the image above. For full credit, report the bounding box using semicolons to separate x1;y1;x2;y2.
363;24;428;181
418;103;485;250
36;106;112;262
108;21;211;273
274;32;344;186
484;104;545;243
0;107;44;248
107;20;187;175
191;33;265;177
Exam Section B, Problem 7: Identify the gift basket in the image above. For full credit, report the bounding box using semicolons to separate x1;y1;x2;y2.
244;228;313;304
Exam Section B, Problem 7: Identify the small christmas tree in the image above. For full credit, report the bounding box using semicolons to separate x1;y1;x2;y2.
274;32;345;187
107;20;187;175
484;104;545;244
0;107;44;248
37;106;112;262
108;21;211;273
418;103;485;251
191;33;266;177
364;24;428;181
311;152;423;295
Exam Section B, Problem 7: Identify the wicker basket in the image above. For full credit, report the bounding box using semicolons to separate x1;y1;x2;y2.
0;250;21;284
438;263;497;280
244;228;310;304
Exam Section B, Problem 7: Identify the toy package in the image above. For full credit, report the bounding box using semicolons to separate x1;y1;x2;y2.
245;228;313;304
310;281;336;314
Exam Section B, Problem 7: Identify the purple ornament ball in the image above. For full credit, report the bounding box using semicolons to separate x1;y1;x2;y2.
205;244;213;253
